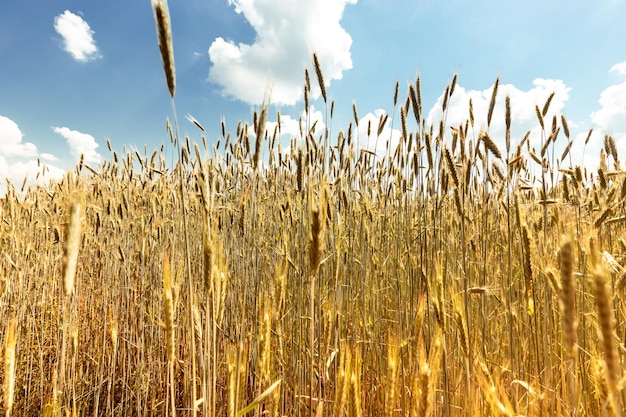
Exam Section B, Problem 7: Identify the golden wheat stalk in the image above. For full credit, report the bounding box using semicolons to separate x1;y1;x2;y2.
479;130;502;160
3;315;17;417
253;101;268;170
309;206;324;277
400;106;408;143
312;53;327;103
152;0;176;98
594;264;620;390
535;104;545;130
487;77;499;127
505;95;511;153
559;237;579;412
561;114;570;138
62;201;82;297
163;249;175;363
542;92;555;116
521;224;534;316
444;145;459;188
384;333;399;417
560;237;577;357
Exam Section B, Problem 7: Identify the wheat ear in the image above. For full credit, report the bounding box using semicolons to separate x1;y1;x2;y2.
312;53;327;103
152;0;176;98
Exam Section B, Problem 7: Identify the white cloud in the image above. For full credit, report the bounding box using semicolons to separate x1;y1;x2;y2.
53;126;102;164
0;157;65;195
609;62;626;75
0;115;38;158
0;116;65;195
208;0;357;105
54;10;101;62
581;63;626;171
588;80;626;169
40;153;59;162
590;82;626;133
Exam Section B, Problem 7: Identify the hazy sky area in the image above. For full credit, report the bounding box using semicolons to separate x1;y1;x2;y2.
1;0;625;194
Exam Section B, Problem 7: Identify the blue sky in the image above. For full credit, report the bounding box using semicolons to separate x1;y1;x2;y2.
1;0;625;193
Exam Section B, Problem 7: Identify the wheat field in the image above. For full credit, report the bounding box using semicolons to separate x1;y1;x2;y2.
2;2;626;416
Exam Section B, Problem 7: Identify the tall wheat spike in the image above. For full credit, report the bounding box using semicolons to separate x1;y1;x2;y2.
487;77;499;127
152;0;176;98
479;130;502;160
312;53;327;103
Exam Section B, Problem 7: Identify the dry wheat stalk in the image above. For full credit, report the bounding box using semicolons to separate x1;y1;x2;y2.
163;250;175;362
594;264;620;390
312;53;327;103
309;206;324;277
505;96;511;153
442;85;450;112
608;135;618;162
400;106;408;143
62;200;82;297
560;237;577;357
3;314;17;417
542;92;555;116
253;102;268;170
561;114;570;138
487;77;499;127
479;131;502;160
521;224;534;316
385;334;399;417
444;145;459;188
535;105;545;130
152;0;176;97
393;81;399;107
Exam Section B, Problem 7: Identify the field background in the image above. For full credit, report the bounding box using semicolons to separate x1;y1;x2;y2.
2;78;626;416
2;4;626;416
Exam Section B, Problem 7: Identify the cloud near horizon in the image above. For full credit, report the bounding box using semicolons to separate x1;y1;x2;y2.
54;10;101;62
208;0;357;106
52;126;102;164
0;116;65;195
610;62;626;75
0;115;105;195
589;61;626;166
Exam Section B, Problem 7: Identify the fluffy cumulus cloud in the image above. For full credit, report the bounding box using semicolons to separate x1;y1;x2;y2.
589;61;626;166
54;10;101;62
0;116;65;195
53;126;102;164
208;0;357;105
0;116;38;158
590;82;626;133
609;62;626;75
